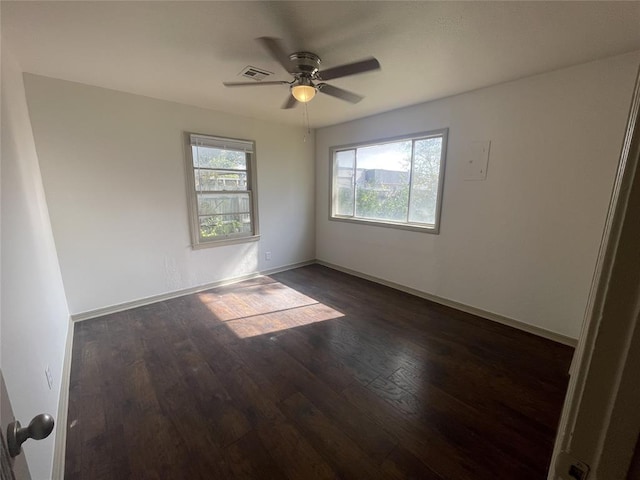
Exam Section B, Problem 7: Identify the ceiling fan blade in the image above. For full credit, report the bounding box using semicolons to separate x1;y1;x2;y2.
223;81;289;87
317;83;363;104
282;93;298;109
257;37;294;73
318;57;380;81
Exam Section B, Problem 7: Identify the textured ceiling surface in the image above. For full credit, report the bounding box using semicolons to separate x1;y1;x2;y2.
3;1;640;128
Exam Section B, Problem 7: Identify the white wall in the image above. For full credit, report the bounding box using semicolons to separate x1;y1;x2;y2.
1;50;70;480
315;51;640;340
23;75;315;315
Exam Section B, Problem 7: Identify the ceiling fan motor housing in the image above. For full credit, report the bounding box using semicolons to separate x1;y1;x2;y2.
289;52;321;76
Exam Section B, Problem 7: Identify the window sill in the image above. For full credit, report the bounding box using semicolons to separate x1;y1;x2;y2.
329;216;439;234
191;234;261;250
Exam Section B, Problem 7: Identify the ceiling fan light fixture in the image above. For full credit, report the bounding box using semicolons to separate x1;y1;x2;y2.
291;84;316;103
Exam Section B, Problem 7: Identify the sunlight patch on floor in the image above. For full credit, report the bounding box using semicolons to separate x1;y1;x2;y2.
222;303;344;338
194;279;345;338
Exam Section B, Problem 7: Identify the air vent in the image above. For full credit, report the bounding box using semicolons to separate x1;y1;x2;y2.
239;66;273;81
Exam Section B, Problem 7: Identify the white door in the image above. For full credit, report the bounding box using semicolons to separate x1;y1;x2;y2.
1;372;32;480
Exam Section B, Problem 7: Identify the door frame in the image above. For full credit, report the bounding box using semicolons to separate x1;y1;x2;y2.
549;65;640;479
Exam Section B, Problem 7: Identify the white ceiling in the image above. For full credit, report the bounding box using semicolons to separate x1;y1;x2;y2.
3;1;640;128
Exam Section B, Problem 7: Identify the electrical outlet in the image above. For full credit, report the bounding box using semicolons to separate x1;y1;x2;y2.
45;366;53;390
265;251;272;261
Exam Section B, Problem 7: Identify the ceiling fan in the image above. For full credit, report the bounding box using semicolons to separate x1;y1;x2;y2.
223;37;381;109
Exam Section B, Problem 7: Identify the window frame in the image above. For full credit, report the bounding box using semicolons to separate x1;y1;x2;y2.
184;132;260;249
329;129;448;234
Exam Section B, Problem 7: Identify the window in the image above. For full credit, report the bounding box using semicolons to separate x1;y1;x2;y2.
330;129;447;233
185;133;259;247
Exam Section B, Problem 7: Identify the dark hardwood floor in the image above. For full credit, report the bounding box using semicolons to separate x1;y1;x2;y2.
65;264;573;480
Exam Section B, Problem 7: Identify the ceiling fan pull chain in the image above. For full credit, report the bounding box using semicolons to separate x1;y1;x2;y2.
302;102;311;141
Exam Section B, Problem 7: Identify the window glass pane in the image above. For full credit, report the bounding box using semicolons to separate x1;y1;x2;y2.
186;133;257;246
330;130;446;232
195;170;247;191
335;150;355;216
408;137;442;224
192;146;247;170
197;193;251;216
354;142;411;222
199;213;252;239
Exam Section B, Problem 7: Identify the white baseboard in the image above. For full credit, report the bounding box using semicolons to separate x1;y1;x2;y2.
71;258;577;346
316;260;578;347
51;317;74;479
260;260;316;276
71;260;316;323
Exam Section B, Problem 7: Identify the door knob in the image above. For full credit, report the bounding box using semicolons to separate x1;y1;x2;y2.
7;413;55;457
